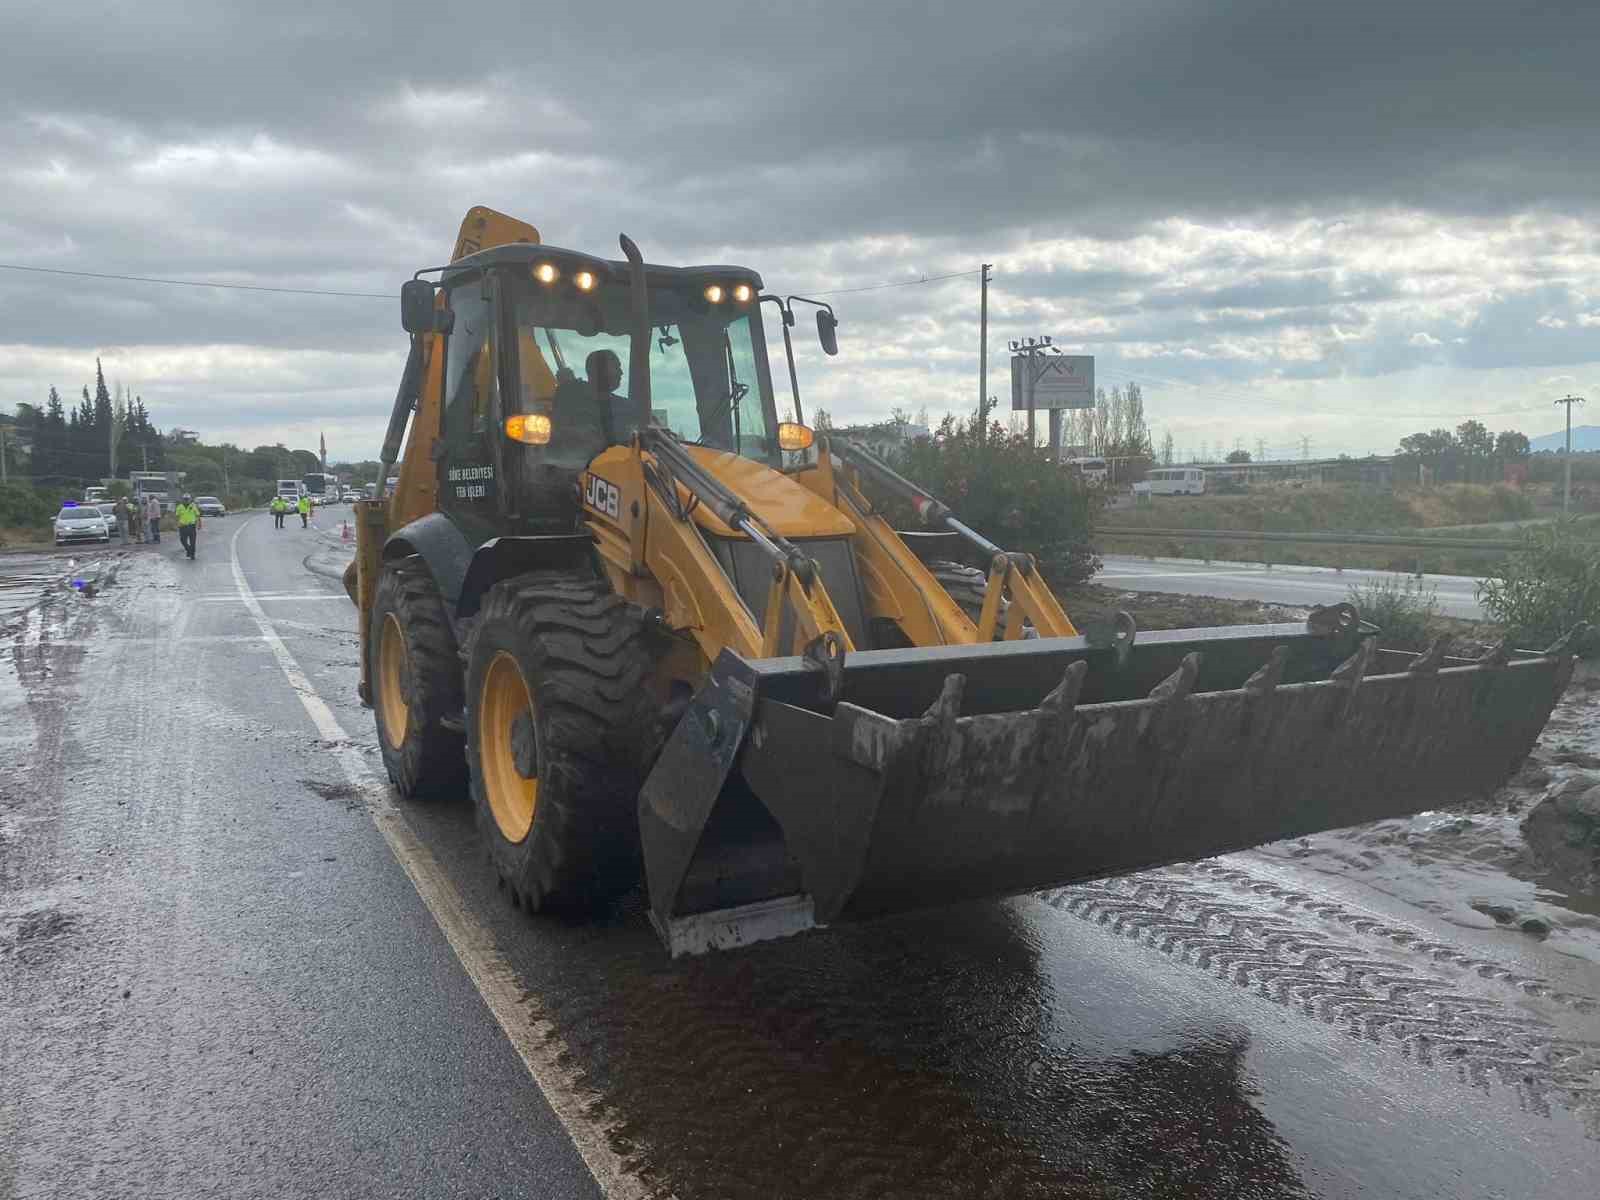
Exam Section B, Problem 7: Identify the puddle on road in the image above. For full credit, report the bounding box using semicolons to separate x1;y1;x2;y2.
550;899;1317;1199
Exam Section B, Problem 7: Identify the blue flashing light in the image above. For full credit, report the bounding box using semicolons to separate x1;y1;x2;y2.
62;500;78;507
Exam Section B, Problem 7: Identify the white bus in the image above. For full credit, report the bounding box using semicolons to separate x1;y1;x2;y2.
1134;467;1206;497
1065;456;1109;486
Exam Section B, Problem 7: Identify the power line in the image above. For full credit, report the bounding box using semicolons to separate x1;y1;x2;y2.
807;267;985;297
0;260;985;302
0;262;391;299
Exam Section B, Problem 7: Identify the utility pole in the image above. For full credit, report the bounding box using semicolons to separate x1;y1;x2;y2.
0;426;7;484
1556;393;1586;513
1255;437;1267;462
977;264;992;444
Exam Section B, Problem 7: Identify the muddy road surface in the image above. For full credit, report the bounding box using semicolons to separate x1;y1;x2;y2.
3;515;1598;1199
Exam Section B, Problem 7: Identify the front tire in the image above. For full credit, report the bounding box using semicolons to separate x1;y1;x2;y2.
465;570;660;913
370;557;466;799
928;559;1035;639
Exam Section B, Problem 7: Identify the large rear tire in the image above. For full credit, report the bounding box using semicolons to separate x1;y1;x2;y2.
371;557;466;799
465;570;660;913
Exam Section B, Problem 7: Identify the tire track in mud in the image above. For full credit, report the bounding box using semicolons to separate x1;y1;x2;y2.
1039;866;1600;1127
1184;860;1600;1013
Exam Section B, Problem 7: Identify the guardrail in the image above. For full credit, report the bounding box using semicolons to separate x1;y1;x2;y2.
1098;526;1523;552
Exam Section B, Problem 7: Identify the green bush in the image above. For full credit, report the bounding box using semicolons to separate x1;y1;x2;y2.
1348;576;1441;651
1477;521;1600;654
878;415;1101;586
0;483;58;528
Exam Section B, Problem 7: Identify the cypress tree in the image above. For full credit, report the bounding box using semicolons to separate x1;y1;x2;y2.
92;359;114;478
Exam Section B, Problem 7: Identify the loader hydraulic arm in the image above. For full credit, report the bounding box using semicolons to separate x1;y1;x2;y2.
825;436;1078;639
639;427;855;664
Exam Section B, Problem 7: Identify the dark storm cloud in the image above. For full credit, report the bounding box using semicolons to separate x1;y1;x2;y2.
4;1;1600;454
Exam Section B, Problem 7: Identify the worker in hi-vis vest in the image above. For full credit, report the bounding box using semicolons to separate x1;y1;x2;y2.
174;494;202;561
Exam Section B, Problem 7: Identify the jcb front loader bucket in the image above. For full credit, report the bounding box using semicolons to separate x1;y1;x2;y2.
639;612;1579;956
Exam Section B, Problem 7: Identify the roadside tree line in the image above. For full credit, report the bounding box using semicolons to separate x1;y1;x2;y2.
1394;419;1529;483
0;358;386;532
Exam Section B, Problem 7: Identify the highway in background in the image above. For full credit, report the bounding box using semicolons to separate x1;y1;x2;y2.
1097;554;1487;620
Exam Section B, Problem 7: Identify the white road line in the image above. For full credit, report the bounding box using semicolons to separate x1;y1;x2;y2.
228;519;646;1200
195;592;350;602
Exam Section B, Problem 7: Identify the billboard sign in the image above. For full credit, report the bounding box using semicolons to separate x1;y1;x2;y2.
1010;353;1094;410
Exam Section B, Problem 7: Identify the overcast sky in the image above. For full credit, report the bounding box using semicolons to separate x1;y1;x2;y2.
4;0;1599;462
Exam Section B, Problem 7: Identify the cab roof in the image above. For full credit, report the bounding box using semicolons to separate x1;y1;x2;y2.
437;241;763;292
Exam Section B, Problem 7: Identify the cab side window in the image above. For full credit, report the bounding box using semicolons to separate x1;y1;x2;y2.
440;282;501;507
443;284;497;448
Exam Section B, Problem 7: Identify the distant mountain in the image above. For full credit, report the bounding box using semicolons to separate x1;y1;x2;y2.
1529;425;1600;453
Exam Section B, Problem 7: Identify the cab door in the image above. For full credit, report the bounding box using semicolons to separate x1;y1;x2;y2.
436;272;508;547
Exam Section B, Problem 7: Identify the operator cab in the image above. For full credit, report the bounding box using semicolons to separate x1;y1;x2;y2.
422;242;779;537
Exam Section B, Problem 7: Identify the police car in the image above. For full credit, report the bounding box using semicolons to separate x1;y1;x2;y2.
54;502;111;546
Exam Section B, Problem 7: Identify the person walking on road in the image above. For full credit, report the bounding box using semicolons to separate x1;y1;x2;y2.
125;497;142;545
144;494;163;544
270;496;285;529
297;493;311;529
118;497;134;545
175;494;202;560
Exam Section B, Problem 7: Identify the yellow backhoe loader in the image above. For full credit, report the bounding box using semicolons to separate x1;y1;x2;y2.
347;207;1578;955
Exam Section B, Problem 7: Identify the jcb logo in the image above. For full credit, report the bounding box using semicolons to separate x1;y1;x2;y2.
583;473;620;520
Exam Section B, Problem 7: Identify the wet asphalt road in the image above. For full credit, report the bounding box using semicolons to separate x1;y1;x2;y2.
3;514;1599;1198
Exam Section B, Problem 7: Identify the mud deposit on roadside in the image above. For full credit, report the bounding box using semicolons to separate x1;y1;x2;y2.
1256;671;1600;972
0;554;74;625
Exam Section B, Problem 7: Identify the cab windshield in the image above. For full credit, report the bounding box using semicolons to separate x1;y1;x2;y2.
503;275;776;468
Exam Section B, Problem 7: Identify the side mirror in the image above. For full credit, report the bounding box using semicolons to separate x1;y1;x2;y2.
401;279;448;334
816;309;839;356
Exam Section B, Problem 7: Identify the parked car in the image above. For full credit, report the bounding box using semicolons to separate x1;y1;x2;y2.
54;504;110;546
95;502;121;536
195;496;227;517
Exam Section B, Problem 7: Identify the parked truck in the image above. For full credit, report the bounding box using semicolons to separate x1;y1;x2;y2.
129;471;180;514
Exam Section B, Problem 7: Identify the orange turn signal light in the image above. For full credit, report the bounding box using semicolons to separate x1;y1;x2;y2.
504;413;553;445
776;422;814;451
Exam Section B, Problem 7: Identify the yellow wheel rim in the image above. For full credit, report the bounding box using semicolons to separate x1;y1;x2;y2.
377;613;410;749
480;651;538;844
